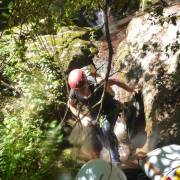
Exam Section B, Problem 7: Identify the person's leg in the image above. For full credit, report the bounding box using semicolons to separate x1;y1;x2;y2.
101;114;120;165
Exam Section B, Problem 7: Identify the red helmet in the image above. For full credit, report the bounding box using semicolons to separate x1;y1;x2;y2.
68;69;85;89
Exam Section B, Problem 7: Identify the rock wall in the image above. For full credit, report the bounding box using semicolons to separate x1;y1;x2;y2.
115;4;180;152
24;26;98;73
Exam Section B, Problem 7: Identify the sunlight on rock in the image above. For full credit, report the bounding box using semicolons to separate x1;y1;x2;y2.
162;24;179;46
114;120;127;141
116;5;180;154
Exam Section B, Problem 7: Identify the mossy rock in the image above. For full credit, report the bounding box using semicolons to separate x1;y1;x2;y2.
57;26;92;40
59;38;97;72
26;26;98;72
114;40;131;67
3;25;98;73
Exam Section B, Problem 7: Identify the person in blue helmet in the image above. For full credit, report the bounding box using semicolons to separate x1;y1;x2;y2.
67;68;136;166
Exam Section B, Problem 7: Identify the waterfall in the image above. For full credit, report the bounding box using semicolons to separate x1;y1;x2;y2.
94;10;105;29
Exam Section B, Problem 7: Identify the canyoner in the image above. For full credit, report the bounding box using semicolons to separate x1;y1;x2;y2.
67;65;139;166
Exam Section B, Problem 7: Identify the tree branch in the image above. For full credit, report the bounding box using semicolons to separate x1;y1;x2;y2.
95;0;113;123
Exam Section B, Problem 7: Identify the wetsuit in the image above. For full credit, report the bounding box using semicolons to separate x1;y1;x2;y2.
69;75;120;164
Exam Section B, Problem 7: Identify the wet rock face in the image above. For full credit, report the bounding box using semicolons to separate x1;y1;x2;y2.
115;4;180;150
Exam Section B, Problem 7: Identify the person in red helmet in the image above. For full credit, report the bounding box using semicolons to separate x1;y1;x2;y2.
68;69;85;89
67;68;136;166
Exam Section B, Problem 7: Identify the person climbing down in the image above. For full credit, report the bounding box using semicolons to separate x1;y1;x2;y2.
67;68;136;166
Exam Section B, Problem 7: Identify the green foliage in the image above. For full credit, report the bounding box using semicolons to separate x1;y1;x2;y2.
139;0;164;11
3;0;109;33
63;0;103;18
0;31;67;179
60;149;82;173
8;0;58;31
0;115;63;179
0;63;65;179
0;0;106;178
3;0;101;33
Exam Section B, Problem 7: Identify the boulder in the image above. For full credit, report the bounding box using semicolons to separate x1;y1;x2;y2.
3;25;97;72
114;4;180;152
25;26;98;72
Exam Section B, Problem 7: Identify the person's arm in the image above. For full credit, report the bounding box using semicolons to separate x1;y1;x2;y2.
95;75;135;93
67;98;83;119
67;98;93;126
107;78;134;93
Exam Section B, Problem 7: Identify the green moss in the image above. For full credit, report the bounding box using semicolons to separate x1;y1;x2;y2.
114;40;131;67
2;25;98;74
24;26;97;72
57;26;91;40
